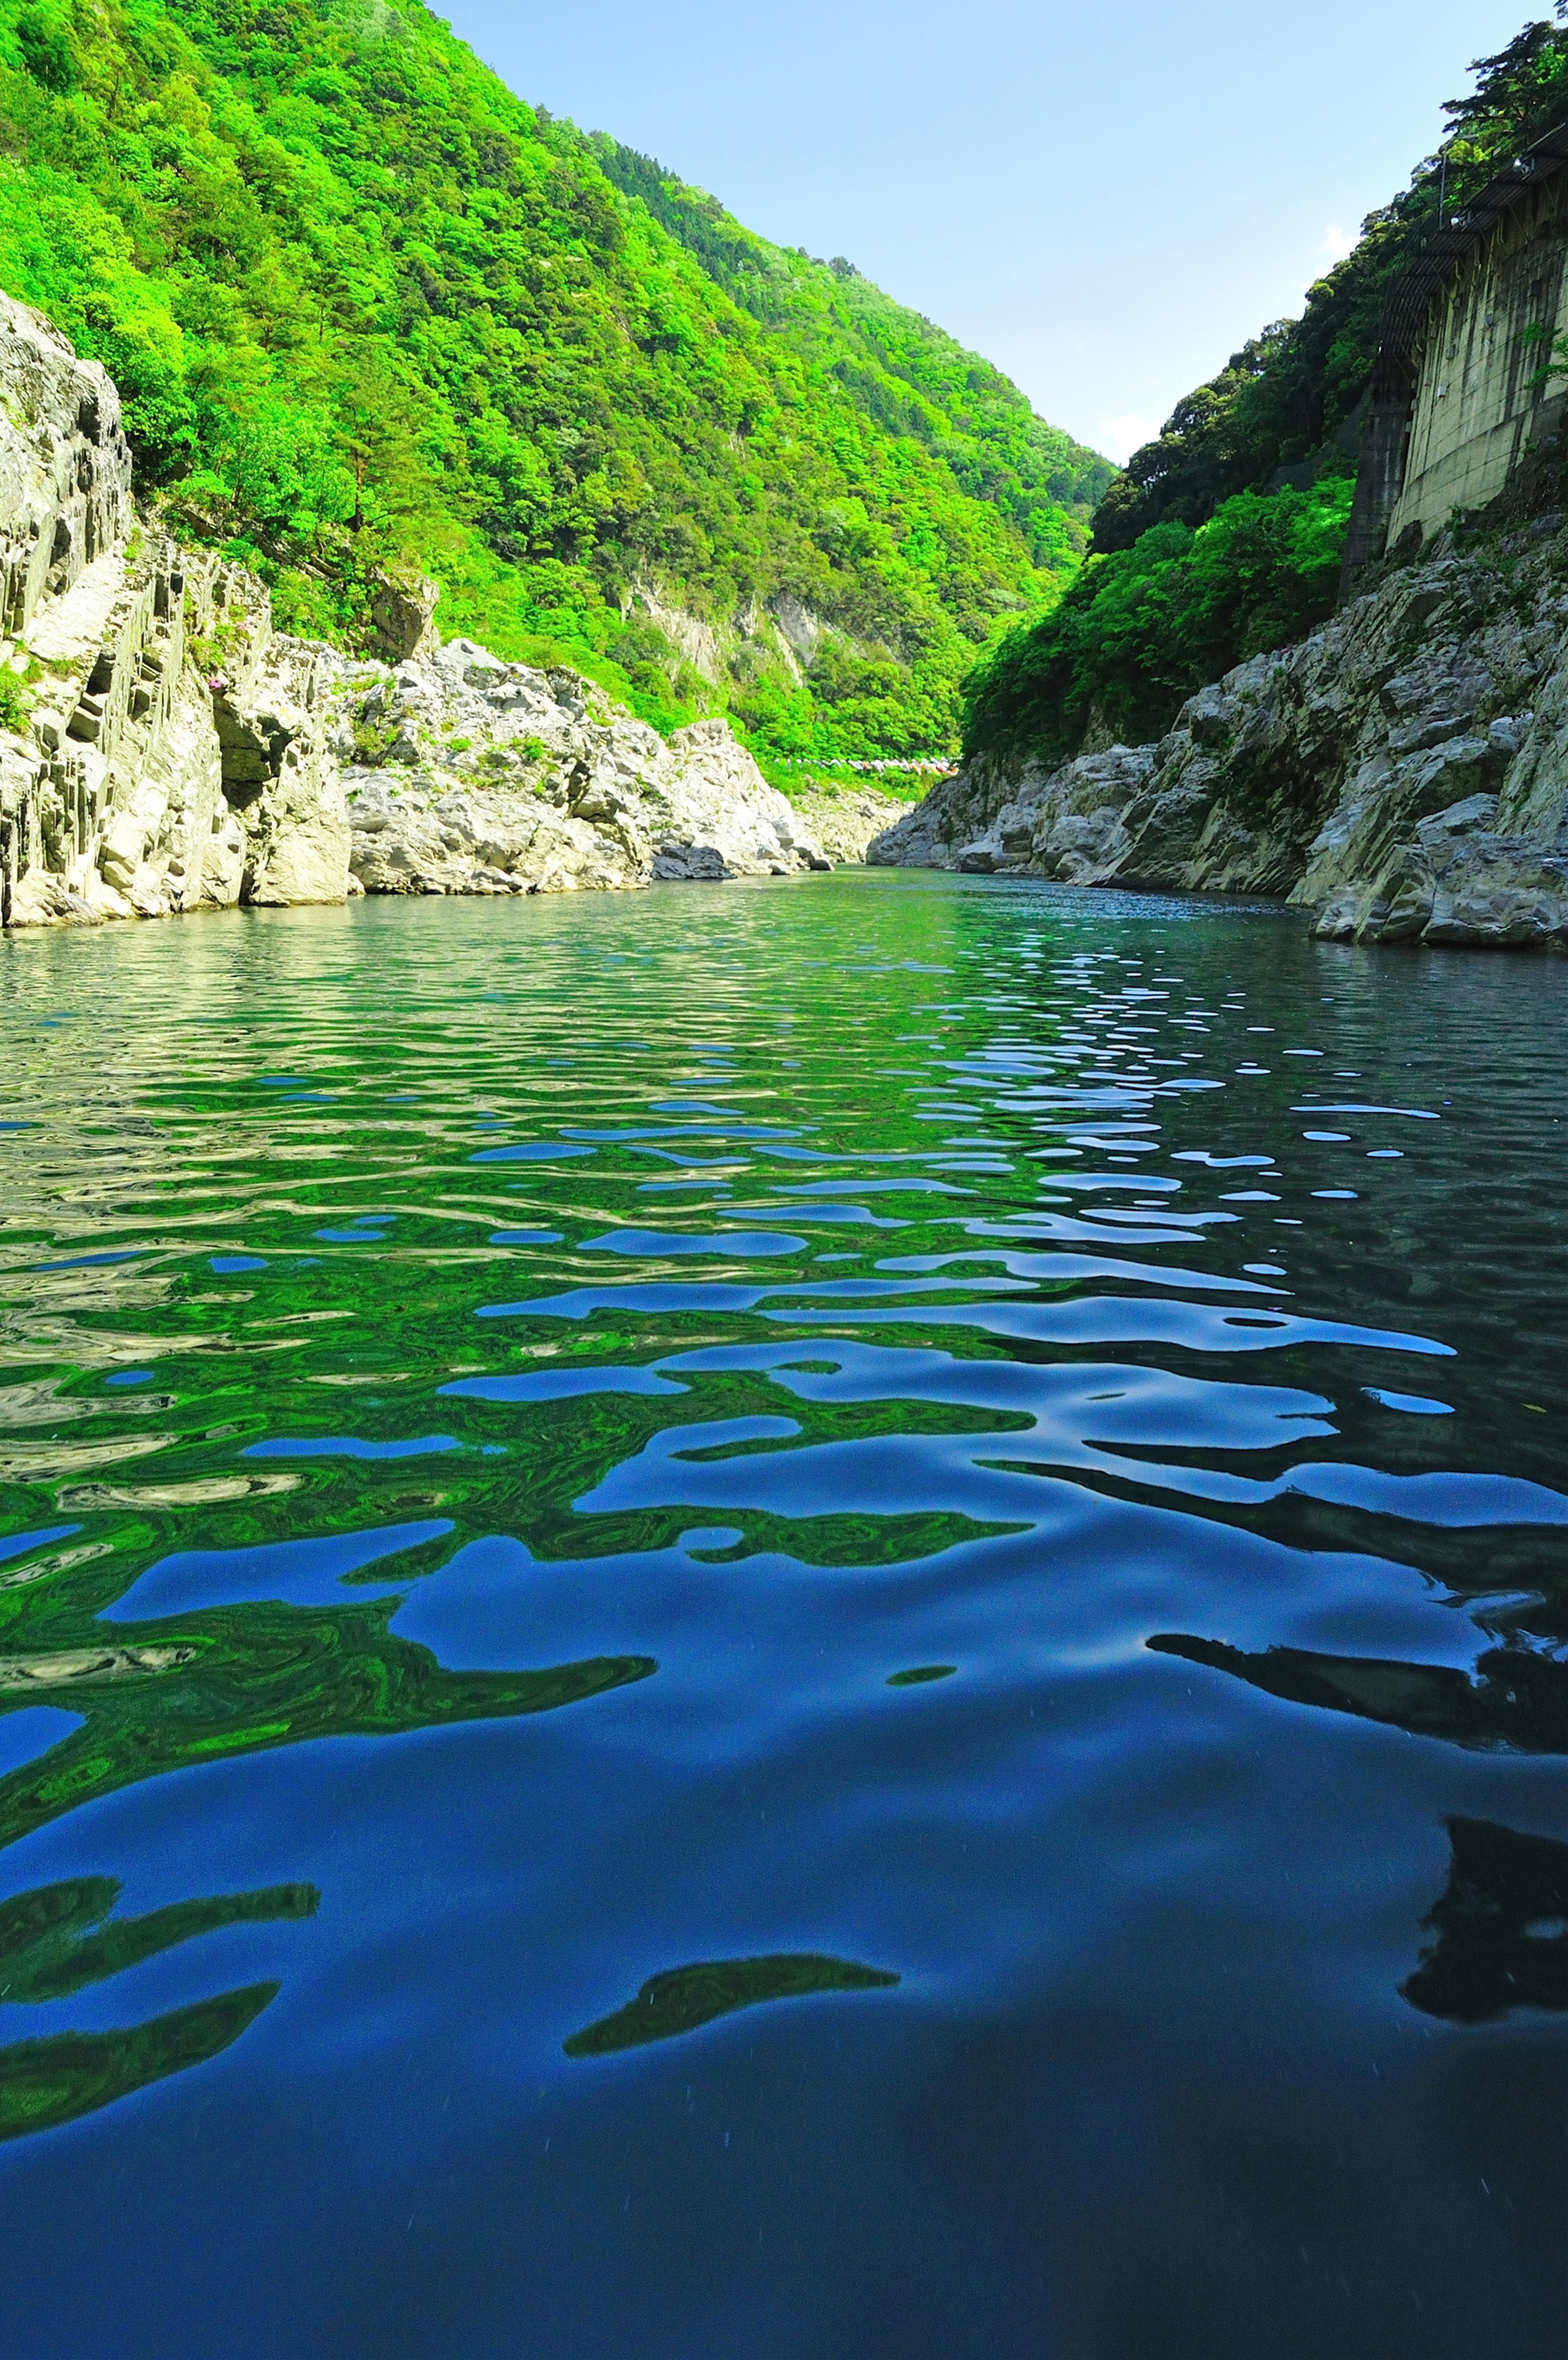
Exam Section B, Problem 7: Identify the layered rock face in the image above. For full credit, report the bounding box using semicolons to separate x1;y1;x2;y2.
778;782;907;868
871;532;1568;949
337;646;831;897
0;294;835;932
0;293;348;930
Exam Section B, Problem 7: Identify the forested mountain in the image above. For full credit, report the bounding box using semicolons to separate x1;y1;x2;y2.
591;140;1113;561
964;15;1568;768
0;0;1107;761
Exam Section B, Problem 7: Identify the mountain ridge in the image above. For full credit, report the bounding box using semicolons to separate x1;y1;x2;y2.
0;0;1108;763
589;136;1112;557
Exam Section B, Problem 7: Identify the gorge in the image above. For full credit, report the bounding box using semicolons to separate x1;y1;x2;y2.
0;288;905;930
8;2;1568;950
0;0;1110;774
4;11;1568;2358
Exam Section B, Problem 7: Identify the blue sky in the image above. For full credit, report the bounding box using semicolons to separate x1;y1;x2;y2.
442;0;1539;462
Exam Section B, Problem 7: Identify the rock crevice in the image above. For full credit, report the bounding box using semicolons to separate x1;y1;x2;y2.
0;294;890;932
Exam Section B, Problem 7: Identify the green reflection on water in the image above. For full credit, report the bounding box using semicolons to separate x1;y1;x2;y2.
564;1954;900;2056
0;1874;318;2003
4;876;1566;2149
0;1872;322;2140
577;1505;1025;1567
0;1982;278;2142
0;1594;655;1856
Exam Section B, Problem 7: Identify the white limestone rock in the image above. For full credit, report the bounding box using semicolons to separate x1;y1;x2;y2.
870;530;1568;951
0;286;350;932
335;642;829;898
786;782;907;866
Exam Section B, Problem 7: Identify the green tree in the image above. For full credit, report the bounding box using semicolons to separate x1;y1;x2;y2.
963;474;1355;763
0;0;1108;757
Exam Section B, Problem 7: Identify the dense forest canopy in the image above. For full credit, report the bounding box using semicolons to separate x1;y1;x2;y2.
1093;11;1568;556
963;12;1568;771
0;0;1107;761
591;140;1114;562
963;475;1355;764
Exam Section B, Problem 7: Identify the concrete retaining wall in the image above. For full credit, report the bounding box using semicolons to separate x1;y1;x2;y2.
1390;178;1568;542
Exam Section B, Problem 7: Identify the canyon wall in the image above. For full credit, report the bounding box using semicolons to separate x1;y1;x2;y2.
0;295;350;930
0;295;892;934
871;529;1568;949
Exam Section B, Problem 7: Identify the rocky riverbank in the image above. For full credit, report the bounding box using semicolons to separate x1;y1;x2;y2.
0;294;903;934
336;654;838;899
871;528;1568;949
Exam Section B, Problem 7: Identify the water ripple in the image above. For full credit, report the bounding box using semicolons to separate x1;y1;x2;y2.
2;876;1567;2354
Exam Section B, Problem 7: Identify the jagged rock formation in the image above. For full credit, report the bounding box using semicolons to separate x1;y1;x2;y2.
0;292;347;930
337;647;832;896
0;295;835;932
871;531;1568;949
871;745;1157;883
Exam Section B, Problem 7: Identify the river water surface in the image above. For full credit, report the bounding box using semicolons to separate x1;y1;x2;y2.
2;871;1567;2358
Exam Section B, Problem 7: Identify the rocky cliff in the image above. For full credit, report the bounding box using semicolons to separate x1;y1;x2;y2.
334;654;838;898
784;783;910;868
0;294;880;933
871;526;1568;950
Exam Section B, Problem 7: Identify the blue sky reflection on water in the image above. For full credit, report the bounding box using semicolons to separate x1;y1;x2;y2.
1;872;1567;2357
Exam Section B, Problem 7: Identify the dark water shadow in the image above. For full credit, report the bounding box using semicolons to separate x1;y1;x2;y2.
1146;1631;1568;1752
1404;1816;1568;2023
564;1953;900;2056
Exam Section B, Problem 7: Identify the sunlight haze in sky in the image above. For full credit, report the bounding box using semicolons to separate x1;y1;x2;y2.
441;0;1541;465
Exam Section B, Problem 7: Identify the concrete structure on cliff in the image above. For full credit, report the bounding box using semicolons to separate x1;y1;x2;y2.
1344;121;1568;576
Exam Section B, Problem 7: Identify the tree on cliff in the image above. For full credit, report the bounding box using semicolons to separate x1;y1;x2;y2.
1092;11;1568;560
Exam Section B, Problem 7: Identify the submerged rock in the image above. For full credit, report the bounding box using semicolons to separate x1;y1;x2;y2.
870;533;1568;950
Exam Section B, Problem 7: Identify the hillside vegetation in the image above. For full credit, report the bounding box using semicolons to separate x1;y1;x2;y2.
0;0;1107;762
963;474;1355;764
592;140;1113;567
963;15;1568;768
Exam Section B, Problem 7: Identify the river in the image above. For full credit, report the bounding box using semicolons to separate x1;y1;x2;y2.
2;871;1566;2358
